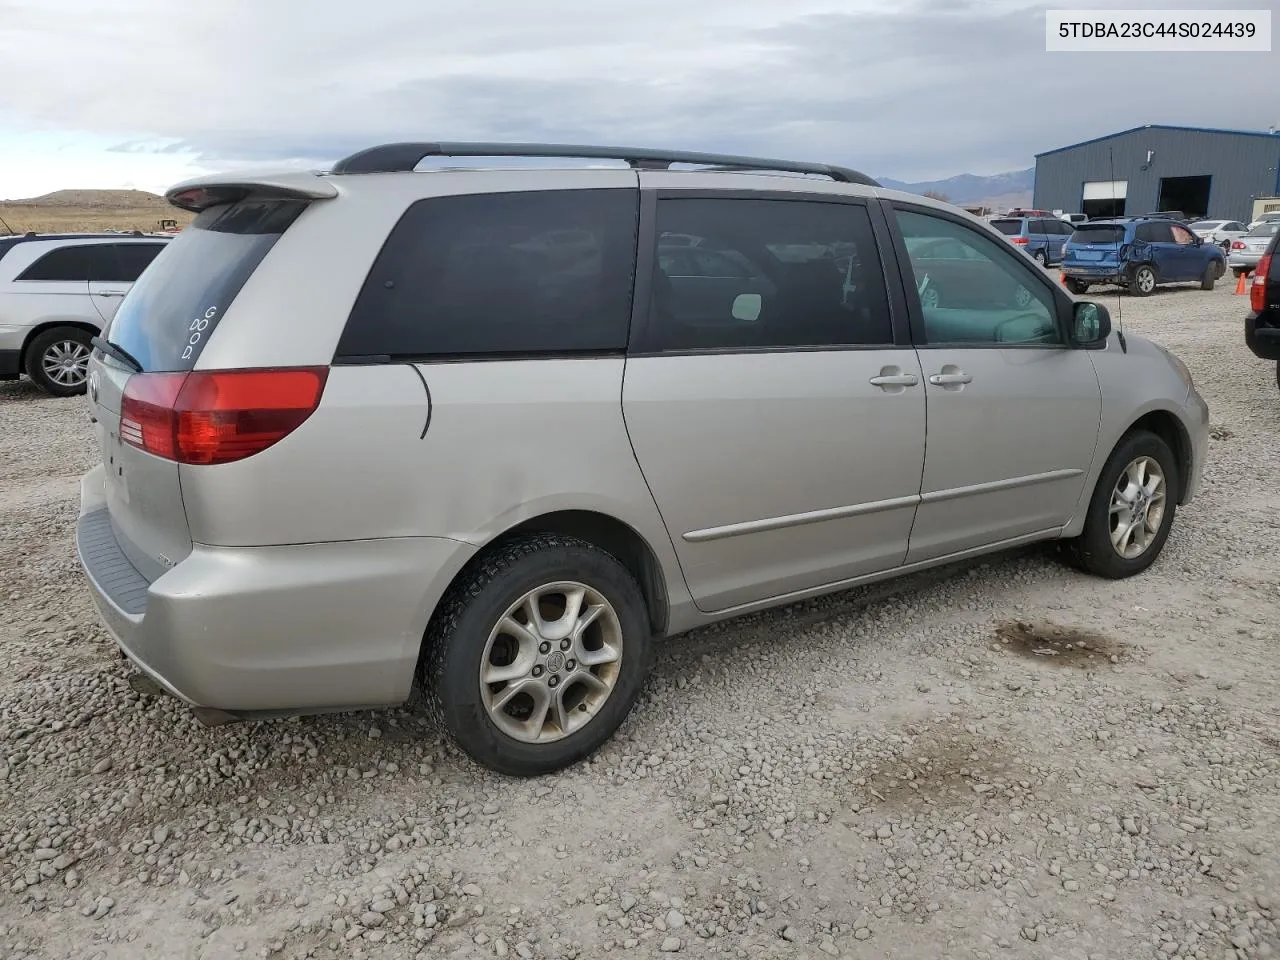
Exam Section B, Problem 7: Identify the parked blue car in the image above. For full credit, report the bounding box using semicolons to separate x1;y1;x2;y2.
1061;217;1226;297
989;215;1073;267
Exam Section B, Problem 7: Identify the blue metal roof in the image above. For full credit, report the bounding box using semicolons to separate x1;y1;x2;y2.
1036;124;1280;158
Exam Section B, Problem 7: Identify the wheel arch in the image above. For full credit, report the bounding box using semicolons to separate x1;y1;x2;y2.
1125;409;1193;504
21;319;101;365
438;509;671;639
1128;260;1160;281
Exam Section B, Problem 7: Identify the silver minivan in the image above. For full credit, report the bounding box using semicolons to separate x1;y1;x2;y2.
76;143;1209;775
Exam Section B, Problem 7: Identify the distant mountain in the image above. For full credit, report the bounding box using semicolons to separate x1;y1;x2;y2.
877;168;1035;207
5;188;169;207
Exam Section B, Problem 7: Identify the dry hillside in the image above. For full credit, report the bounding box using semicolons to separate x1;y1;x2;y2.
0;189;193;234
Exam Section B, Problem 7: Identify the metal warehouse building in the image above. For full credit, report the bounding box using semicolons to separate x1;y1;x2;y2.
1033;124;1280;223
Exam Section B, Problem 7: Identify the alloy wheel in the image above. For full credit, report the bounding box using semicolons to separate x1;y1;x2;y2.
479;581;623;743
1109;456;1167;559
41;340;91;388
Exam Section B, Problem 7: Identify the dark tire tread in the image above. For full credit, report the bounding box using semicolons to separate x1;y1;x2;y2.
1061;429;1178;579
24;325;92;397
421;533;651;777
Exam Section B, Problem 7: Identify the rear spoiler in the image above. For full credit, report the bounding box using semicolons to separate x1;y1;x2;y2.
165;173;338;213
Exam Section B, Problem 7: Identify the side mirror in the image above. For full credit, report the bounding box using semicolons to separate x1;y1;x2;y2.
1072;301;1111;348
731;292;762;322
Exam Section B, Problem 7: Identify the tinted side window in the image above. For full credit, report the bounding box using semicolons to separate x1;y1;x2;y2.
639;198;891;352
16;244;102;282
1135;223;1157;243
110;243;167;282
338;189;638;360
895;208;1061;346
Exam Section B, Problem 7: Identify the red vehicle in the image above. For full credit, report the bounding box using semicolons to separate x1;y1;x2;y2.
1245;228;1279;391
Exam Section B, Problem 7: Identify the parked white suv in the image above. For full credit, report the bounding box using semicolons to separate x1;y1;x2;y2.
0;233;170;395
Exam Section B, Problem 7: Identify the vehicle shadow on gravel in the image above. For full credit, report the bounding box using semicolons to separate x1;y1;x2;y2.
0;380;51;403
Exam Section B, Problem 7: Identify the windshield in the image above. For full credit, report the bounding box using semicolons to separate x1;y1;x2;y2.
106;199;307;371
1247;222;1280;238
1070;225;1125;244
989;219;1022;236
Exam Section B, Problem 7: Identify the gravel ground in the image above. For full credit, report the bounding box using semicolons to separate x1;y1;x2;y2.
2;279;1278;960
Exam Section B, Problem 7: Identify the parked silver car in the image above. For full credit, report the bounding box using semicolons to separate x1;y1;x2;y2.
0;233;169;395
1228;221;1280;276
1188;219;1248;252
76;142;1209;776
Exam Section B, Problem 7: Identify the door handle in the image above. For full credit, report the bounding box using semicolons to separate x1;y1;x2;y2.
869;373;919;387
95;291;127;298
929;372;973;386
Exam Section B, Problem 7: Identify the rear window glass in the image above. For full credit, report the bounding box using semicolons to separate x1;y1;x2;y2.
1248;222;1280;237
990;219;1022;236
1071;225;1125;244
337;189;638;360
105;200;305;371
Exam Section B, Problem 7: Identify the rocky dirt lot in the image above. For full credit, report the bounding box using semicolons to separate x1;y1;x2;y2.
1;280;1277;960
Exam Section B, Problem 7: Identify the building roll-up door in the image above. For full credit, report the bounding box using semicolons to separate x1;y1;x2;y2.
1082;180;1128;200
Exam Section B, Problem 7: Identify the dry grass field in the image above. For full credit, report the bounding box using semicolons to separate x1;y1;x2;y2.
0;189;194;235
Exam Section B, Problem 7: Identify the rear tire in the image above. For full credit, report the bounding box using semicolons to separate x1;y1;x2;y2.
24;326;93;397
1033;250;1047;267
1200;264;1216;291
423;534;653;777
1129;264;1157;297
1065;278;1090;295
1233;267;1249;278
1061;430;1178;579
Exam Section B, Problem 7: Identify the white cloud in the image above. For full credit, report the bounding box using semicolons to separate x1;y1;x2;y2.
0;0;1274;197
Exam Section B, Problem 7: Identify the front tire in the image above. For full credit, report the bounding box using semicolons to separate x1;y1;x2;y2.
423;534;653;776
1129;264;1157;297
1062;430;1178;579
25;326;93;397
1200;264;1217;291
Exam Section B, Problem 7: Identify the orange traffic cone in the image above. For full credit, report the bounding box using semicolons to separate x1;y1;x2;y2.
1234;271;1249;295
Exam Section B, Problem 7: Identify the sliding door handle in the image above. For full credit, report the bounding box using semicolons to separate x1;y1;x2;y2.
869;373;919;387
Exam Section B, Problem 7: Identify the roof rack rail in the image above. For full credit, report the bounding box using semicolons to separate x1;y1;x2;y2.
329;141;880;187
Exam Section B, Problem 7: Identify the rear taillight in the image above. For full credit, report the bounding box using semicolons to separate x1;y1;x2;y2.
1011;236;1029;245
1251;254;1271;313
120;367;328;465
1232;240;1247;250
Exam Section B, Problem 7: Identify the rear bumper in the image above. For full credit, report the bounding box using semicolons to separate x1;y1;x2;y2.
1062;262;1128;283
1229;252;1263;269
1246;312;1280;361
76;464;476;713
0;349;20;378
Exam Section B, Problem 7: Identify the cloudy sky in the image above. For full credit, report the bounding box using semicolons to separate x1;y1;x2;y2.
0;0;1275;198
